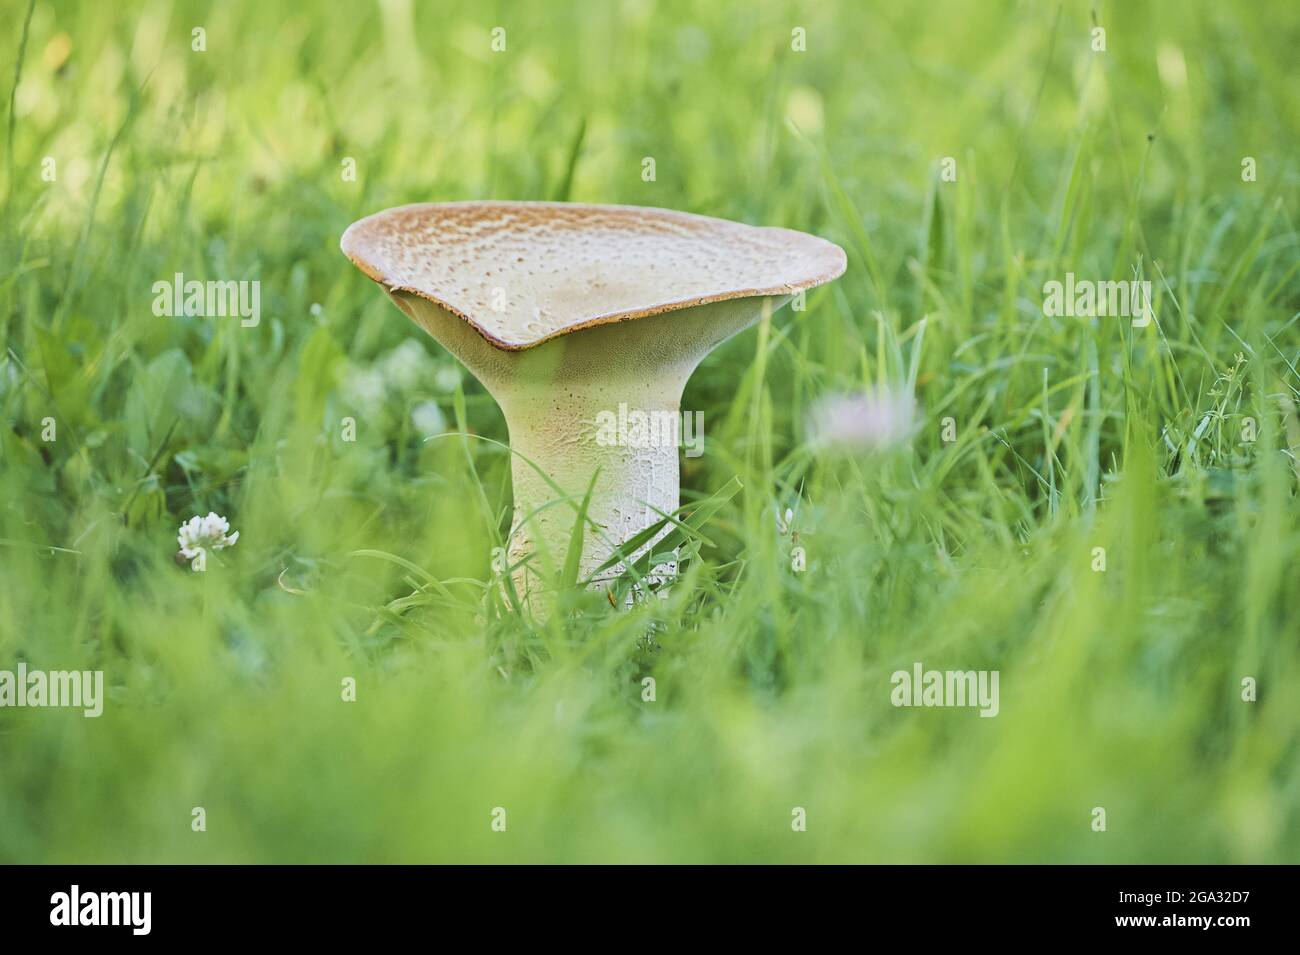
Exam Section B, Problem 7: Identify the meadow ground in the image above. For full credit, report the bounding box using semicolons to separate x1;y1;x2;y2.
1;0;1297;863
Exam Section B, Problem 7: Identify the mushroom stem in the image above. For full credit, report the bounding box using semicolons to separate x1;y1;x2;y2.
390;290;780;607
502;383;683;599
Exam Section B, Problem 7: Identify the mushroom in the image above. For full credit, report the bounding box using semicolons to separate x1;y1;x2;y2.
341;201;845;608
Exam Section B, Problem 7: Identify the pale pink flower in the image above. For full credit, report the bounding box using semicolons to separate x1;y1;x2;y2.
807;389;917;451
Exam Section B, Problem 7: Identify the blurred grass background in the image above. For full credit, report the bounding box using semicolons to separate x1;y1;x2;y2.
1;0;1297;862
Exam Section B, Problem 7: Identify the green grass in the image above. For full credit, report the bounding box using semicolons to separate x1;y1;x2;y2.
1;0;1297;863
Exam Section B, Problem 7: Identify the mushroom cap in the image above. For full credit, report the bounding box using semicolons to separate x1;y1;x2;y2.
341;201;846;350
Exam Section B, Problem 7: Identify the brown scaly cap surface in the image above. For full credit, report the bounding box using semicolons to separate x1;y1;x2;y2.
340;201;847;351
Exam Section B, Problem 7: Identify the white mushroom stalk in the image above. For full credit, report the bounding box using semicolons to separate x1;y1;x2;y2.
341;201;845;608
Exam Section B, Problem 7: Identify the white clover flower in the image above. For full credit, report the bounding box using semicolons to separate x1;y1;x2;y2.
775;506;795;536
411;399;446;435
177;512;239;561
342;365;387;416
807;388;917;451
434;364;461;393
380;339;434;392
